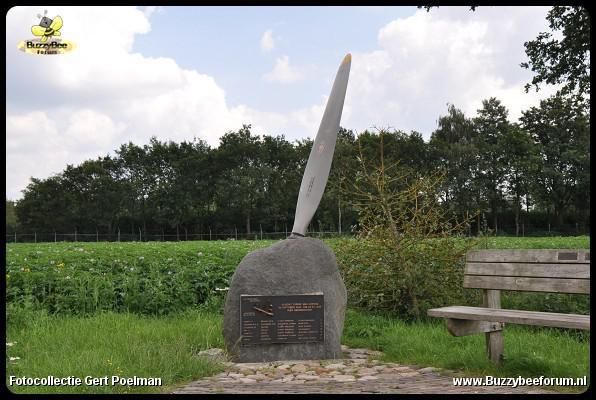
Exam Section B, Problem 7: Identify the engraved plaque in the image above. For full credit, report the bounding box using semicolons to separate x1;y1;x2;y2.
240;294;324;346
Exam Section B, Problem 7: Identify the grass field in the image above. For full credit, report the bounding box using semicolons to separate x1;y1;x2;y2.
6;306;589;394
469;235;590;249
6;309;225;394
342;309;589;393
5;236;590;393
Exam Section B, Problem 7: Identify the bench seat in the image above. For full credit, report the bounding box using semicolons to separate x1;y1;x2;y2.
428;306;590;330
427;249;590;363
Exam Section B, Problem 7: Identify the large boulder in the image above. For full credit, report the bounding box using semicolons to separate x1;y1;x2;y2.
223;237;347;362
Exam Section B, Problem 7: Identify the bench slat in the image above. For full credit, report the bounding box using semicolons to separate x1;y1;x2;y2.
463;275;589;294
427;306;590;330
467;249;590;263
465;262;590;279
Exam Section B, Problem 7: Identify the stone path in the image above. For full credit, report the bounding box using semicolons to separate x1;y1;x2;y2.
172;346;555;394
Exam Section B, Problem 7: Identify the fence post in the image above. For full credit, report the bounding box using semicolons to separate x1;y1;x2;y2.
548;223;551;235
75;228;77;242
96;229;99;242
118;228;120;242
54;231;57;243
14;232;17;243
35;232;37;243
522;223;524;237
139;228;142;242
209;227;212;241
235;226;238;240
260;224;263;240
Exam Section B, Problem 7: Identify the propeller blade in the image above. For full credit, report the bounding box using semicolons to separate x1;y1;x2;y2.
291;53;351;237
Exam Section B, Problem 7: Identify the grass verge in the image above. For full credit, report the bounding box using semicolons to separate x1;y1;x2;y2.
5;307;589;394
342;309;589;393
6;308;225;394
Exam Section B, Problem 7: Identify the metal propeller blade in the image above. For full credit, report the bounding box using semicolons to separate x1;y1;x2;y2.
290;53;351;237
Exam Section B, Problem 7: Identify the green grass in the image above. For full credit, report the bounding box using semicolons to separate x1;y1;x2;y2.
6;308;225;394
471;235;589;249
342;309;589;393
6;307;589;394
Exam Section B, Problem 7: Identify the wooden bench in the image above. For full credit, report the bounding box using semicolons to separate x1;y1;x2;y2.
427;249;590;363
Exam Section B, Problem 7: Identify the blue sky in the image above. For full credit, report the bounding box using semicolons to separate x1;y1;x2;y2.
132;7;414;111
6;6;557;200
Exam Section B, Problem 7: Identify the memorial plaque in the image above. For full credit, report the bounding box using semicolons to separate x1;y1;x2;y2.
240;293;324;346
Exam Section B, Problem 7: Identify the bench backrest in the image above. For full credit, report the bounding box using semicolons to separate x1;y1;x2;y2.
464;249;590;294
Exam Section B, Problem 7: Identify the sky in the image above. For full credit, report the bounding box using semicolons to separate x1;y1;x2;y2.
6;6;559;201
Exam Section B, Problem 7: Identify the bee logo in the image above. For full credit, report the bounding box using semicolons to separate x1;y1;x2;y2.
31;10;63;43
17;9;75;55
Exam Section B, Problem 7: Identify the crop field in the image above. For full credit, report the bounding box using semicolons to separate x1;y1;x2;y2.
6;240;274;316
5;236;590;316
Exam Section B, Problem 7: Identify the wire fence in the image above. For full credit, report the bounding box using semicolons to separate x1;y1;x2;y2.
4;230;350;243
475;222;590;237
4;222;589;244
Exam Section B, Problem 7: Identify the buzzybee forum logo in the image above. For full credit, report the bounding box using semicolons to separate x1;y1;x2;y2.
17;10;76;55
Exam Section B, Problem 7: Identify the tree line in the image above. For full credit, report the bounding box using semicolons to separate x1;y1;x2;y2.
8;94;589;238
8;6;590;238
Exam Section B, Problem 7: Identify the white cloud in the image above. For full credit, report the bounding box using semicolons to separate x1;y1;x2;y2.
5;7;321;199
263;55;306;83
5;7;240;199
7;111;68;198
63;110;126;148
6;109;127;199
343;6;559;137
231;97;328;143
143;6;163;18
260;29;275;52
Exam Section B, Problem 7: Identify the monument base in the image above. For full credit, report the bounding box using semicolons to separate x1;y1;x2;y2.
223;237;347;362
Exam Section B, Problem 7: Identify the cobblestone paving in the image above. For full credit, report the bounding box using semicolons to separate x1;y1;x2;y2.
172;346;555;394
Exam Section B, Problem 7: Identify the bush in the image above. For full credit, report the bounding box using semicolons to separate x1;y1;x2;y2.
336;132;478;320
337;237;480;320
